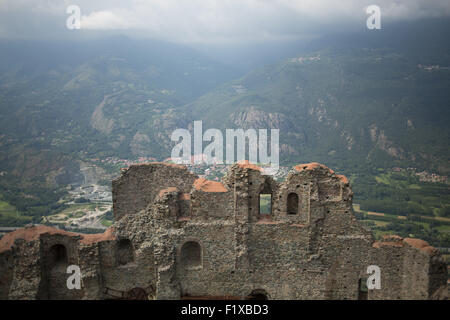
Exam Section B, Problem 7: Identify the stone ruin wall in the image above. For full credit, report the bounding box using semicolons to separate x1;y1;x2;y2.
0;162;447;300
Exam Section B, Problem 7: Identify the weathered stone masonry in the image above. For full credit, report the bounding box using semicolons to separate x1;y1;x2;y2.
0;162;447;299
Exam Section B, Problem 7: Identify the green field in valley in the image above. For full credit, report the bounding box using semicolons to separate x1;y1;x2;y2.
353;203;450;247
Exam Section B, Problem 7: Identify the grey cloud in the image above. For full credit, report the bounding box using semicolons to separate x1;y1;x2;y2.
0;0;449;43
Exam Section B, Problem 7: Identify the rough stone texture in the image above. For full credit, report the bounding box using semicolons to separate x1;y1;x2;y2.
0;162;447;299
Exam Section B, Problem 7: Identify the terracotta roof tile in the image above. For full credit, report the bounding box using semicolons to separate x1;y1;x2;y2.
0;225;75;252
403;238;437;255
294;162;335;174
79;227;116;245
193;178;228;192
336;174;349;184
0;225;116;253
236;160;262;172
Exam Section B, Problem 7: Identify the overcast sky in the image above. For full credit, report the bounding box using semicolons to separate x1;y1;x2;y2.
0;0;449;44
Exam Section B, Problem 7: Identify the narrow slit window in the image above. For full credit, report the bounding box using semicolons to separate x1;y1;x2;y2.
287;193;299;215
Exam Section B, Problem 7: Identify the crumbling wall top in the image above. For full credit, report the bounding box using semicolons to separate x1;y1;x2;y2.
294;162;335;174
403;238;438;255
112;162;198;221
119;162;186;174
236;160;262;172
79;227;116;245
372;235;438;255
193;178;228;192
336;174;349;184
0;225;116;253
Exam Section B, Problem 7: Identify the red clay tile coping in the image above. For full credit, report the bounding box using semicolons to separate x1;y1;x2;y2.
80;227;115;245
193;178;228;192
0;225;116;253
294;162;335;174
372;235;437;255
336;174;349;184
403;238;437;255
237;160;262;172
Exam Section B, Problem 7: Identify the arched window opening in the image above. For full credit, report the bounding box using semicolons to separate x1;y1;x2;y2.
48;244;67;266
259;194;272;215
117;239;134;265
246;289;268;300
287;193;299;215
180;241;202;269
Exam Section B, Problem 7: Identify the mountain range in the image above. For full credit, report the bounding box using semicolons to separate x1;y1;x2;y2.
0;18;449;226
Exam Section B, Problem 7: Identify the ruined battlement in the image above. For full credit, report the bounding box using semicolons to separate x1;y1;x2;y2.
0;162;447;300
112;161;354;225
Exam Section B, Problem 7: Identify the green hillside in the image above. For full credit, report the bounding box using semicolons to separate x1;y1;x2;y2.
188;47;450;175
0;28;448;246
0;38;239;223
